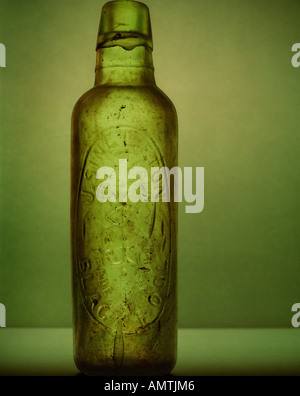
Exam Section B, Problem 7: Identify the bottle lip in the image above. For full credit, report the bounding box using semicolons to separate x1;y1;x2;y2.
103;0;150;9
96;0;153;51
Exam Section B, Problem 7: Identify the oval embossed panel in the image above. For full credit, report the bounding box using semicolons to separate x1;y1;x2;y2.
75;127;171;335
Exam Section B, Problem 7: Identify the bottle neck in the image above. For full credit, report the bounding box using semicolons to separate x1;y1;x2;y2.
94;46;156;86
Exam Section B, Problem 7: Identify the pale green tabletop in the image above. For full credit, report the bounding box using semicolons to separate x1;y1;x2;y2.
0;329;299;376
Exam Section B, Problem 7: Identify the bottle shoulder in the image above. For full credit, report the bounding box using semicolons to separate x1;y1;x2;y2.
72;84;177;122
153;85;178;120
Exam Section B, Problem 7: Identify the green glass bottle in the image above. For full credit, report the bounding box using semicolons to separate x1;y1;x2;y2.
71;0;178;376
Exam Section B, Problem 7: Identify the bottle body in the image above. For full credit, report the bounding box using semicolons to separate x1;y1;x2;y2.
71;1;178;376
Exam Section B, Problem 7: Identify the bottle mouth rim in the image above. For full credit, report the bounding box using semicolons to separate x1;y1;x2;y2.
97;0;153;51
102;0;150;10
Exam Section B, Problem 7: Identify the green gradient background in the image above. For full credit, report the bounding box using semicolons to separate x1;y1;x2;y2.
0;0;299;328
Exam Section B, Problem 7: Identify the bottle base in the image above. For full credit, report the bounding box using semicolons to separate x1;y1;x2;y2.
75;358;176;377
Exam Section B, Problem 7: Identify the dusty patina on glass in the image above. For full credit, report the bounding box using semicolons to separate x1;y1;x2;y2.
71;0;178;376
